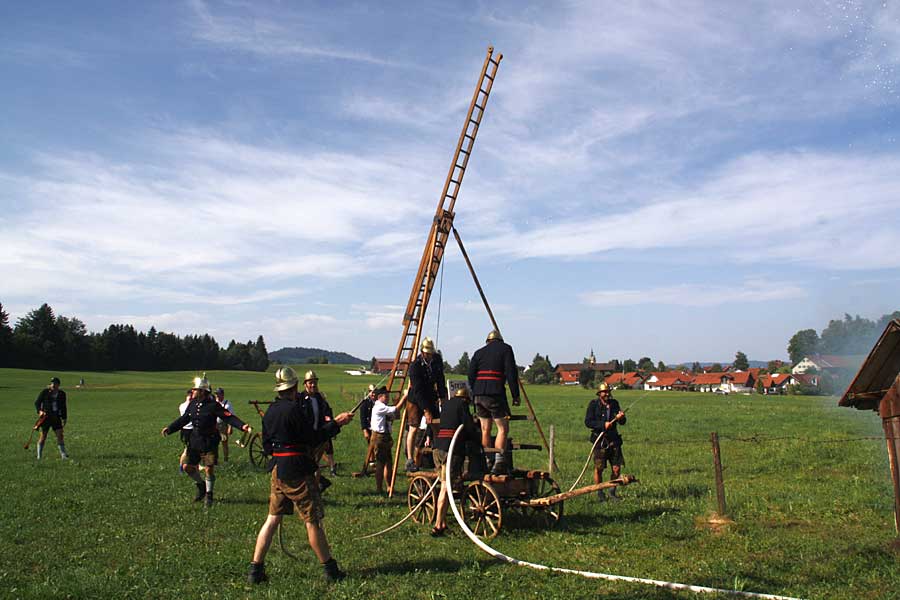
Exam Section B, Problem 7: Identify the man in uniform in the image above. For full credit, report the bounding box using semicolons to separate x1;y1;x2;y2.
298;370;338;477
468;330;520;475
358;384;376;475
584;382;627;501
248;367;353;584
161;374;251;506
431;387;479;536
406;337;446;472
34;376;68;460
214;387;234;462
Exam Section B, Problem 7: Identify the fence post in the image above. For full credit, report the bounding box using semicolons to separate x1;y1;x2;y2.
548;425;556;476
710;431;727;517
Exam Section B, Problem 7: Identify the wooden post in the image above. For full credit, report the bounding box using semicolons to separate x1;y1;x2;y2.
880;383;900;535
548;425;556;476
710;432;727;517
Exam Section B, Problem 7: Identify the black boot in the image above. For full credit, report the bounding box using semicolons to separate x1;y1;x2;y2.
193;482;206;502
204;491;214;507
248;562;268;584
319;476;332;494
323;558;346;583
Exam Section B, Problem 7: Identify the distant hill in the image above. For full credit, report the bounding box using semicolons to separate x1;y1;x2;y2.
676;360;771;368
269;346;366;365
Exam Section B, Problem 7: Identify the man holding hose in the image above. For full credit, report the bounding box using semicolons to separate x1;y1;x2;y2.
584;382;626;501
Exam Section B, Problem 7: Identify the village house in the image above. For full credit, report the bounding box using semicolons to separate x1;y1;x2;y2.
758;373;791;394
604;371;647;389
371;358;397;374
554;352;618;385
643;371;692;391
690;372;732;393
791;354;863;375
788;373;819;388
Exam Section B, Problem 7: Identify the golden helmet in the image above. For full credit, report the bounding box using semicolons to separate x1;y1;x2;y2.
421;337;436;354
192;373;211;391
486;330;503;342
274;367;300;392
304;370;319;383
367;384;375;392
454;387;470;399
597;382;610;394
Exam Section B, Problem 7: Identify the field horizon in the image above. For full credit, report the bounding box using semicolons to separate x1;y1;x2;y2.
1;365;898;599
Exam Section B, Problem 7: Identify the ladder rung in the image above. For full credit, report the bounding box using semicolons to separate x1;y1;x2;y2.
464;134;475;140
450;178;461;185
484;73;494;82
469;118;479;125
459;148;470;155
474;103;485;111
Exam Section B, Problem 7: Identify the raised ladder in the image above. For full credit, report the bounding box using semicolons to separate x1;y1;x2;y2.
387;47;502;496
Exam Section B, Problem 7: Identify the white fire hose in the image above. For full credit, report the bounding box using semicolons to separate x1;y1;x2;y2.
444;426;804;600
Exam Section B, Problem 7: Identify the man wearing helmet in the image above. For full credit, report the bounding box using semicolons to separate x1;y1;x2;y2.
405;337;446;472
431;386;479;536
214;387;234;462
248;367;353;584
584;382;627;501
299;370;338;477
468;330;520;475
161;374;251;506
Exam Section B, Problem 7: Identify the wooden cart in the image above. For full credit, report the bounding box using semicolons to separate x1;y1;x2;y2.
407;468;636;539
234;400;272;470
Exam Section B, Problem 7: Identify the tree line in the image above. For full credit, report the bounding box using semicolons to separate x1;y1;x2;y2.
0;302;269;372
787;311;900;364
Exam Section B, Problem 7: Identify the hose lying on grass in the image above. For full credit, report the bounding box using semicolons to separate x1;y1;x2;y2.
356;476;442;540
444;426;805;600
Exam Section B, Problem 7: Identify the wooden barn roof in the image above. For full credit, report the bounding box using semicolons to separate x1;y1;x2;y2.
839;319;900;411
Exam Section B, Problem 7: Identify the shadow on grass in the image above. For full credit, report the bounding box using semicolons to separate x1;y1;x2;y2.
356;557;496;577
93;453;146;460
557;507;679;533
643;483;708;500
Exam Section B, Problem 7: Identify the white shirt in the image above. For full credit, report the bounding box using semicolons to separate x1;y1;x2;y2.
178;399;194;430
215;399;233;424
370;401;399;434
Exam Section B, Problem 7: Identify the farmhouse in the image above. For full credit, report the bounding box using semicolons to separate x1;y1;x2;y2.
791;354;863;375
758;373;791;394
555;359;618;385
372;358;396;374
605;371;647;389
788;373;819;388
643;372;691;391
691;372;732;393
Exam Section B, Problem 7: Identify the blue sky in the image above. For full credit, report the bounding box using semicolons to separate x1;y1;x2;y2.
2;1;899;366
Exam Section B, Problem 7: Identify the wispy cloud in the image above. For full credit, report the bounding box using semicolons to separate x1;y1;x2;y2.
186;0;412;69
580;280;807;308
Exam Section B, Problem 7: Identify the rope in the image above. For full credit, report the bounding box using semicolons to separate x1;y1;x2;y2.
444;426;805;600
356;476;442;540
278;522;300;561
435;259;444;347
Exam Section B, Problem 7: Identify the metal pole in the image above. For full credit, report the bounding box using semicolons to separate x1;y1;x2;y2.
710;432;727;517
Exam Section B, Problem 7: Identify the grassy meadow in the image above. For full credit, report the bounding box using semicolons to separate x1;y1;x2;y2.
1;365;898;599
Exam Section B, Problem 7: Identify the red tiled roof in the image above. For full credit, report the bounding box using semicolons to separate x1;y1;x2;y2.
691;373;732;385
729;371;754;386
605;372;645;386
647;374;689;387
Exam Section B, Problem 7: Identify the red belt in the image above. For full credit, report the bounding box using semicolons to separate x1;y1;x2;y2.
273;451;304;457
437;430;455;438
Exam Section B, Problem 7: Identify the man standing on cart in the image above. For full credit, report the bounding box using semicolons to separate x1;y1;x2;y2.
406;337;446;472
248;367;353;584
584;382;626;501
161;374;251;506
468;330;520;475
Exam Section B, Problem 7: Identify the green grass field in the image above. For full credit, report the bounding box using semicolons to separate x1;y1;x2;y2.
1;366;897;599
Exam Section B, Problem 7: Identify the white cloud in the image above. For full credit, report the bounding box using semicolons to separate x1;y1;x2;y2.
580;280;807;308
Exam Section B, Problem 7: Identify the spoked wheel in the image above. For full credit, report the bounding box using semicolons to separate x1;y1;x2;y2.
248;432;270;470
527;476;563;528
462;480;503;539
407;475;437;524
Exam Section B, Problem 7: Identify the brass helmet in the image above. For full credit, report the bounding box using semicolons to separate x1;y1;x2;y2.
486;329;503;343
367;384;375;392
274;367;300;392
420;337;436;354
597;382;610;394
192;373;211;391
304;370;319;383
454;387;470;399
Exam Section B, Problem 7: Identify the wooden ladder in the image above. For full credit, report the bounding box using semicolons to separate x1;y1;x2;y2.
387;47;502;496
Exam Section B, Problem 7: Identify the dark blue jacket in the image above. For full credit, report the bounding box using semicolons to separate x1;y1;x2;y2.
35;388;67;420
584;397;626;446
359;396;374;432
409;353;446;411
468;340;519;402
261;396;334;480
167;396;246;452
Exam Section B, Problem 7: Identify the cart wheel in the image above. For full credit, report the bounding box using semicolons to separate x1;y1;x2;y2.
248;432;269;470
529;476;563;527
462;480;502;539
407;475;437;524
